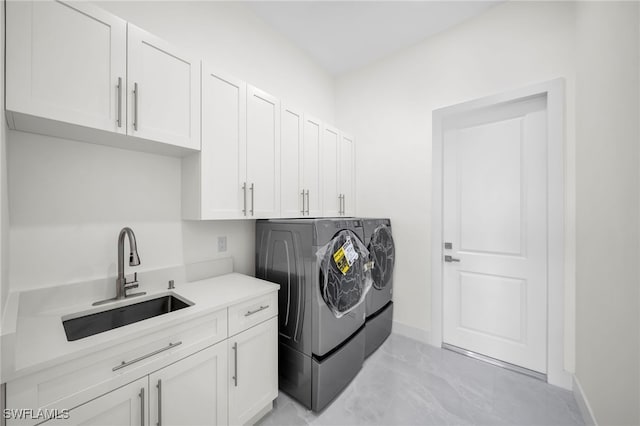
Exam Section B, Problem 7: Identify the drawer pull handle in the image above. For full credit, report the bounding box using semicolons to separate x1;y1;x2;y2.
244;305;269;317
232;342;238;387
157;379;162;426
139;387;145;426
112;341;182;371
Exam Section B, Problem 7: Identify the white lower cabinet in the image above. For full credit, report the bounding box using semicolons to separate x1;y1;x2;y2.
228;317;278;426
149;343;228;426
46;377;147;426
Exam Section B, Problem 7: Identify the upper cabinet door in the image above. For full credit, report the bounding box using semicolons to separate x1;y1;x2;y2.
280;106;304;218
6;0;127;134
127;24;200;150
246;86;281;219
303;116;323;217
200;66;247;219
322;125;340;217
340;133;356;216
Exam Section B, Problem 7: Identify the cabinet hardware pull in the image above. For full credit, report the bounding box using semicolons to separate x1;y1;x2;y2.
305;190;310;215
242;182;247;216
117;77;122;128
444;255;461;263
300;189;305;215
139;387;145;426
133;82;139;131
112;341;182;371
156;379;162;426
342;194;345;215
232;342;238;387
338;194;343;215
250;183;255;216
245;305;269;317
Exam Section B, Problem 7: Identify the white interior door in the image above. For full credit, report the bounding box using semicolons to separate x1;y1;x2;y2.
442;95;548;373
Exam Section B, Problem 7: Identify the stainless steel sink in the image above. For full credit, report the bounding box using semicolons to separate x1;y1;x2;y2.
62;294;193;341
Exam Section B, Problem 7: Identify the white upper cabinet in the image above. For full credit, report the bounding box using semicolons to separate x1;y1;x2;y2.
321;127;356;217
246;86;281;219
183;66;246;220
6;0;200;155
303;116;324;217
280;106;304;218
6;0;127;134
127;24;200;150
322;125;341;217
340;133;356;216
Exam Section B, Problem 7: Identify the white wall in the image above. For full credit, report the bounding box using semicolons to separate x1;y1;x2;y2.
335;1;577;370
575;2;639;425
7;1;334;291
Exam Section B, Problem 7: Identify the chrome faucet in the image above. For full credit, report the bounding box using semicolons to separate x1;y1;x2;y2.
93;227;145;306
116;227;142;300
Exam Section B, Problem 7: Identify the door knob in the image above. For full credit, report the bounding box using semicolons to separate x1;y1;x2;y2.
444;255;460;263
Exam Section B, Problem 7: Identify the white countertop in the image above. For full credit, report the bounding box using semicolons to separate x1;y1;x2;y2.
1;273;279;383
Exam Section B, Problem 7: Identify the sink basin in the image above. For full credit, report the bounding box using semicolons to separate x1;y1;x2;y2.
62;295;192;341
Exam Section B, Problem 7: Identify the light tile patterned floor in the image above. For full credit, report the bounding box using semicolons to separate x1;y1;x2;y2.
257;333;583;426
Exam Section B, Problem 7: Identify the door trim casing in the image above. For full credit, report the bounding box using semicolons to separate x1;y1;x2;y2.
431;79;571;389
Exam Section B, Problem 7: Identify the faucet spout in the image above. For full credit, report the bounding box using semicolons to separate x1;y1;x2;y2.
117;227;141;299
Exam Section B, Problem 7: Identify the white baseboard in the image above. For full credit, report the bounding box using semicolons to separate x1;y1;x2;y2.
573;375;597;426
392;320;431;345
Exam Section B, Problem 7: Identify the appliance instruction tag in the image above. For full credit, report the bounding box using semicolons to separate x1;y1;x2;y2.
333;236;359;275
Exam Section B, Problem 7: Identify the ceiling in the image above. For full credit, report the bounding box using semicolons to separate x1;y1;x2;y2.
246;1;502;76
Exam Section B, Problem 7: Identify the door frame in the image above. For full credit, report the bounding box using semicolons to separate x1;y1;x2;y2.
430;78;571;389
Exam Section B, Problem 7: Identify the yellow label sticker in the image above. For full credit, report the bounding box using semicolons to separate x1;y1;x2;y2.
333;247;350;275
333;237;358;275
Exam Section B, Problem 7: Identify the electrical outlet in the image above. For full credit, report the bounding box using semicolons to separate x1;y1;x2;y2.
218;236;227;252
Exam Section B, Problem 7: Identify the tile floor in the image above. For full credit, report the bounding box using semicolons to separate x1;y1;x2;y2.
257;334;584;426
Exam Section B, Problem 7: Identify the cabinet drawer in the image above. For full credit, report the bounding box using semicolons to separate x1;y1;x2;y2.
7;309;226;426
228;292;278;336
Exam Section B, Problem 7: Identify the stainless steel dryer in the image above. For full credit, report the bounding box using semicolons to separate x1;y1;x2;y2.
363;218;395;358
256;218;369;412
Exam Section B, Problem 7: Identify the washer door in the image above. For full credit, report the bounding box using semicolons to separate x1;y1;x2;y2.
369;225;395;290
318;229;370;318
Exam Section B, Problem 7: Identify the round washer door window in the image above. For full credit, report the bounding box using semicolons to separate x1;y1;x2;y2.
318;229;370;317
369;225;395;290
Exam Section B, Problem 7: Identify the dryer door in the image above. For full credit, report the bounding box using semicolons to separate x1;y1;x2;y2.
370;225;395;290
317;229;371;318
365;224;395;317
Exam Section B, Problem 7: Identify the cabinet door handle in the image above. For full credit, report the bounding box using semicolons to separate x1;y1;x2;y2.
116;77;122;128
112;341;182;371
342;194;346;215
232;342;238;387
305;190;310;215
242;182;247;216
300;189;305;215
156;379;162;426
245;304;269;317
139;387;145;426
133;82;139;131
250;183;255;216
